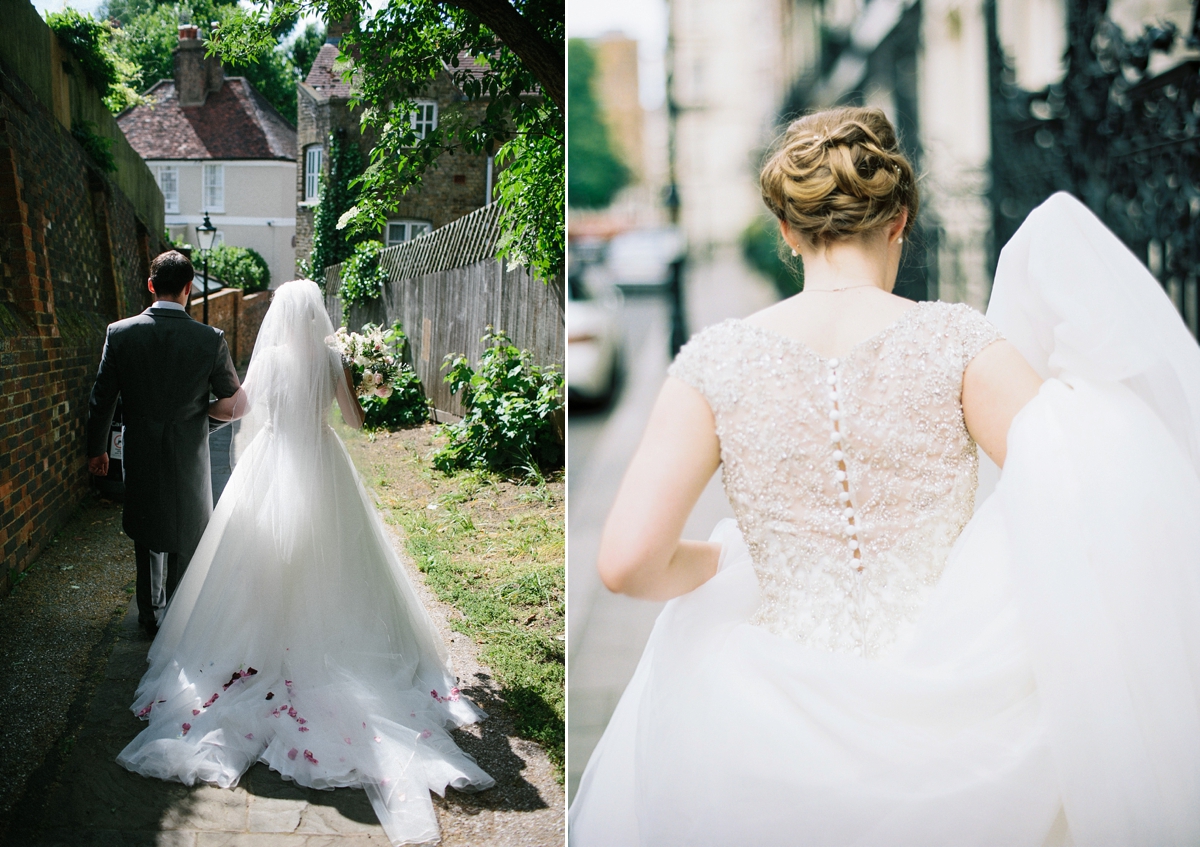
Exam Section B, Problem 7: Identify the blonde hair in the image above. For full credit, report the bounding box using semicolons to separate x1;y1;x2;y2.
759;107;918;245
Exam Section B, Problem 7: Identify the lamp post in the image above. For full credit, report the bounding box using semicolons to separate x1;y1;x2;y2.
196;212;217;325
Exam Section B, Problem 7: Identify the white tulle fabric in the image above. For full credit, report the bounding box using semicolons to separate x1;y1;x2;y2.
568;193;1200;846
117;280;494;846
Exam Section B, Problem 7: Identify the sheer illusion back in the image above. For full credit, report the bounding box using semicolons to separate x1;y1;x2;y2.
669;301;1002;657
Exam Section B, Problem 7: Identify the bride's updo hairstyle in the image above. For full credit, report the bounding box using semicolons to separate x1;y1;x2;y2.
760;107;918;245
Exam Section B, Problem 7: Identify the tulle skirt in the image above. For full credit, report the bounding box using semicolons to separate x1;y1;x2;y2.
117;423;494;846
570;377;1200;847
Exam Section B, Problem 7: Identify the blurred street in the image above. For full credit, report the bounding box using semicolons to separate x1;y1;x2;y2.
566;247;774;799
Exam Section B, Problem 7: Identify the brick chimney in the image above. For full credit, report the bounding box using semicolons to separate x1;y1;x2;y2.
324;14;356;44
174;25;224;107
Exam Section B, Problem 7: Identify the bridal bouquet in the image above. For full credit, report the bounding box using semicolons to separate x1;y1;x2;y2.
329;322;429;430
330;323;401;398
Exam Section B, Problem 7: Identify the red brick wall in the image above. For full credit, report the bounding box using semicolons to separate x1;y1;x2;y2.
0;56;167;595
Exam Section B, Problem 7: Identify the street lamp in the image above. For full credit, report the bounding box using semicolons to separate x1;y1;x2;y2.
196;212;217;325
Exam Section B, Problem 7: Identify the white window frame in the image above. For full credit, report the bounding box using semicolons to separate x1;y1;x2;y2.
304;145;323;203
203;163;225;213
155;166;179;214
410;101;438;140
386;219;433;246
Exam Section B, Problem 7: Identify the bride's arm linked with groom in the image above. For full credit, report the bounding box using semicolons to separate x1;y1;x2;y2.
84;249;247;636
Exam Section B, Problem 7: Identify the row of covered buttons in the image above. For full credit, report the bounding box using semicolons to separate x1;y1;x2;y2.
827;359;862;570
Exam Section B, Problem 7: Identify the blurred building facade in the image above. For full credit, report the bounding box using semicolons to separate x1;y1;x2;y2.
666;0;1200;320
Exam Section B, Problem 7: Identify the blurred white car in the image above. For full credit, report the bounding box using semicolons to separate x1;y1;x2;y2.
567;274;622;406
604;227;685;289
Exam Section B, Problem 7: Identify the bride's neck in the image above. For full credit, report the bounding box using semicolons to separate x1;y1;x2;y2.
798;235;896;293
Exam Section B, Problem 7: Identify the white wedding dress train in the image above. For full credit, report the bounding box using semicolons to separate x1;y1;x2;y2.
117;281;494;846
568;193;1200;846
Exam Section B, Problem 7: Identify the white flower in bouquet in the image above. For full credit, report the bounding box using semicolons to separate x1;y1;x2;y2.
374;384;393;399
373;372;384;385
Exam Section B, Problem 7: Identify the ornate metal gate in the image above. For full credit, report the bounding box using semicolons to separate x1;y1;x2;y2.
987;0;1200;337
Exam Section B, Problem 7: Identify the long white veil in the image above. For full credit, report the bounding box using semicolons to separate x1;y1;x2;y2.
231;279;341;561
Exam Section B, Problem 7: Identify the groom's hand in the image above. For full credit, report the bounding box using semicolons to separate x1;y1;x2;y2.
88;453;109;476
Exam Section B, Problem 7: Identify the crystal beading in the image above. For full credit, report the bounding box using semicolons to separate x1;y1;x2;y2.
667;301;1003;658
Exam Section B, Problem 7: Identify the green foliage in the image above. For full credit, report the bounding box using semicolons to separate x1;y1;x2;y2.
494;114;564;283
567;39;629;209
338;240;388;308
302;131;364;282
433;329;563;477
361;366;428;429
206;244;270;291
45;8;146;112
742;214;803;298
99;0;319;123
287;22;325;79
71;121;117;172
214;0;564;282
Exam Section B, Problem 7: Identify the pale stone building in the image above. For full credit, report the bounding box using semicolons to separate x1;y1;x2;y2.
118;26;297;289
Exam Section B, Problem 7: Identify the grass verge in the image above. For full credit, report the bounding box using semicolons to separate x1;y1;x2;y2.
339;422;565;775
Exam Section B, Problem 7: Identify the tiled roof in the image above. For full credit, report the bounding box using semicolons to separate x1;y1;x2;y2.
117;78;297;161
304;43;353;98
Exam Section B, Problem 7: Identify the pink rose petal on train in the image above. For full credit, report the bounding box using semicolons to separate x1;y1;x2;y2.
192;709;200;716
304;750;318;764
245;733;254;740
299;726;309;732
181;723;191;735
137;704;152;718
287;748;298;760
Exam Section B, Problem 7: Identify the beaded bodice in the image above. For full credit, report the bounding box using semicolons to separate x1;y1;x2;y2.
669;301;1003;658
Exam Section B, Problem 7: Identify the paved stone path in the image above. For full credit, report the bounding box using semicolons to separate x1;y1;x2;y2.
2;433;562;846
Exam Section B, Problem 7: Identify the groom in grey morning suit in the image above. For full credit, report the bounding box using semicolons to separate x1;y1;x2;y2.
86;251;241;636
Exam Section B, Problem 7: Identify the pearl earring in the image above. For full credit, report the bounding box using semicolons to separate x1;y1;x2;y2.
897;237;904;244
790;247;798;257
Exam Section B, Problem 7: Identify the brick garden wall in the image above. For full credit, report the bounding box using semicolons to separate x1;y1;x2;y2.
0;2;168;596
186;288;270;370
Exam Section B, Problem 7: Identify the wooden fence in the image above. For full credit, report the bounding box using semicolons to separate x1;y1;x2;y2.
324;204;564;419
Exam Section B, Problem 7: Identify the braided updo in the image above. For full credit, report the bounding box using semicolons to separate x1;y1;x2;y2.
759;107;918;245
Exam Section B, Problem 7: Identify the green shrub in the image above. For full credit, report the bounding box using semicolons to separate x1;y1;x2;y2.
206;245;270;292
339;241;388;309
361;367;429;430
433;329;563;477
45;8;144;113
742;213;802;298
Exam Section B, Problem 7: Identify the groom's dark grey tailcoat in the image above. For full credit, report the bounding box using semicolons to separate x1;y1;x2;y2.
86;306;240;562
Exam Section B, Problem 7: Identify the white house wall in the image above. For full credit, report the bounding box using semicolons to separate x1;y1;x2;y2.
919;0;994;310
155;159;298;289
671;0;801;254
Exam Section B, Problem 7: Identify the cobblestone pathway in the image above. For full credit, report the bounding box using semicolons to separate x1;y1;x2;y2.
1;487;562;845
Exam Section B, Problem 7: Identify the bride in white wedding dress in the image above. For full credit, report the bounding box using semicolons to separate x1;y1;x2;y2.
117;279;494;846
568;107;1200;846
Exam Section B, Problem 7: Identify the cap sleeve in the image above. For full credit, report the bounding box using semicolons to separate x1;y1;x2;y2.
951;303;1004;369
667;321;739;404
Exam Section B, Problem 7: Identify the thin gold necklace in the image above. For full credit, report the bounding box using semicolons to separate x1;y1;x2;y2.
803;283;881;293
